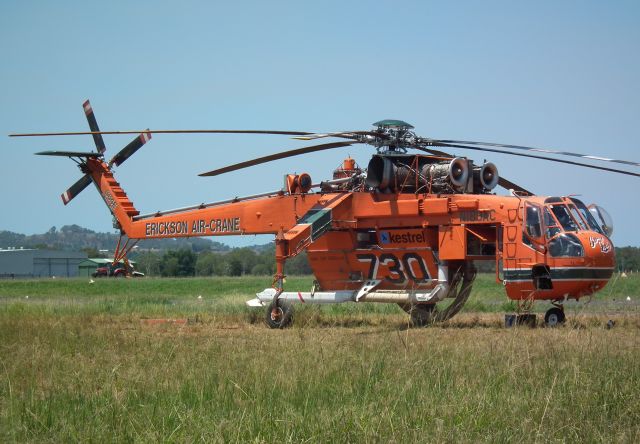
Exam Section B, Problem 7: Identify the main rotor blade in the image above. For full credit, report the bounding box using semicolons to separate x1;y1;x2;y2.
109;132;152;167
498;177;532;195
293;130;383;141
433;139;640;168
83;100;106;154
10;129;315;137
61;174;92;205
411;146;456;157
433;142;640;178
199;141;354;177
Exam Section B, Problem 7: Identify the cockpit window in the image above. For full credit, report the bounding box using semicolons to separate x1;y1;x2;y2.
548;233;584;257
544;208;561;239
550;205;579;232
569;205;588;230
525;204;542;238
570;198;604;235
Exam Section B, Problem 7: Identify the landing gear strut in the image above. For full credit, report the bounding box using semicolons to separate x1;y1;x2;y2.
266;243;294;329
544;306;566;327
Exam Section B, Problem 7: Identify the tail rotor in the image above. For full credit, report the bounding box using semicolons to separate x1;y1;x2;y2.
37;100;151;205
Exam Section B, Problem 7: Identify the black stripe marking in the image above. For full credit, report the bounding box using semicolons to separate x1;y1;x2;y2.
504;268;614;282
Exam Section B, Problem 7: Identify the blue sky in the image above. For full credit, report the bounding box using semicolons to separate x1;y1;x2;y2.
1;1;639;247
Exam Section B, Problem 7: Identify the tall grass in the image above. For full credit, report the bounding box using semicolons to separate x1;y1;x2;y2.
0;275;638;442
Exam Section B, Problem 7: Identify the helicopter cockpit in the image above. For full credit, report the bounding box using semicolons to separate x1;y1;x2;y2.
523;196;614;258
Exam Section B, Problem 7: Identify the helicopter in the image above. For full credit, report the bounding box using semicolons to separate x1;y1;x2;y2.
11;100;640;328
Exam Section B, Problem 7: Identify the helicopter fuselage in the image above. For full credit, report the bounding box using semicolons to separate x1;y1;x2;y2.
86;155;614;304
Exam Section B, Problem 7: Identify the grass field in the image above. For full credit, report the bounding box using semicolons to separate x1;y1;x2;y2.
1;274;639;442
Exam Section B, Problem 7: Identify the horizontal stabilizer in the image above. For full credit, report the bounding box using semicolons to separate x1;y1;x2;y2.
36;150;101;158
61;174;92;205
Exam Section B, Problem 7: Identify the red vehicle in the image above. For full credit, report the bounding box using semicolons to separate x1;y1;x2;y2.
92;261;144;278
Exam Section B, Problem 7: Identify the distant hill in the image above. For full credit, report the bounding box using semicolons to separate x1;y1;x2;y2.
0;224;233;253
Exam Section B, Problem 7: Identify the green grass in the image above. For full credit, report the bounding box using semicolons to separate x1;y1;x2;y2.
0;274;639;442
0;273;637;317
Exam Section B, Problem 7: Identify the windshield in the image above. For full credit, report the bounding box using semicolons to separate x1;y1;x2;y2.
589;205;614;237
569;205;588;230
550;205;579;232
548;233;584;257
544;208;561;239
570;198;604;234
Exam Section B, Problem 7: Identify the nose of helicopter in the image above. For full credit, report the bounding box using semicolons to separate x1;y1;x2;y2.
577;231;615;267
570;231;616;296
550;231;616;298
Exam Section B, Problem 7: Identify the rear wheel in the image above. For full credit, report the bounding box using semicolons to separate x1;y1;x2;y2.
397;261;476;325
265;300;294;329
412;304;436;327
399;304;436;327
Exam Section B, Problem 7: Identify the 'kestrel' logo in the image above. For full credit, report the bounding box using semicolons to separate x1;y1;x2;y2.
379;231;425;244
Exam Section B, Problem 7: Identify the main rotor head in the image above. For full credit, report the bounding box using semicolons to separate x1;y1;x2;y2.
366;119;418;153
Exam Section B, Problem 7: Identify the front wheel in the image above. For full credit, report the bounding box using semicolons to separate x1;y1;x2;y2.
544;307;566;327
265;301;294;329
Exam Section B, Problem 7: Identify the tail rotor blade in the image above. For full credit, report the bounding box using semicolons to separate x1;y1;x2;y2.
109;131;152;167
82;100;107;154
61;174;92;205
36;150;100;158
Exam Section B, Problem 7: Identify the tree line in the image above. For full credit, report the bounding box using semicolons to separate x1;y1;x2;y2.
132;247;312;277
131;245;640;277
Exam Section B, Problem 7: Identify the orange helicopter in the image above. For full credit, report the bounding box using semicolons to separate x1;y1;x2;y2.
12;100;640;328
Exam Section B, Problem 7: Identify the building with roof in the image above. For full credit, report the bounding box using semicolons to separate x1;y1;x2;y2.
0;248;87;278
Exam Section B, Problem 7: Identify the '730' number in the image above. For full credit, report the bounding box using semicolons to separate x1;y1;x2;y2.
356;253;431;284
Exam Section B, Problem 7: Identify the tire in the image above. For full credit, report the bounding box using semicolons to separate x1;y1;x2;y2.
408;304;436;327
517;314;537;327
265;300;294;329
544;307;566;327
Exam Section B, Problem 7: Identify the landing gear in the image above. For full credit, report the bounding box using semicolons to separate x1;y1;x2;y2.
433;261;476;322
265;300;294;329
504;313;537;327
544;306;566;327
266;242;294;329
398;261;477;327
399;303;436;327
